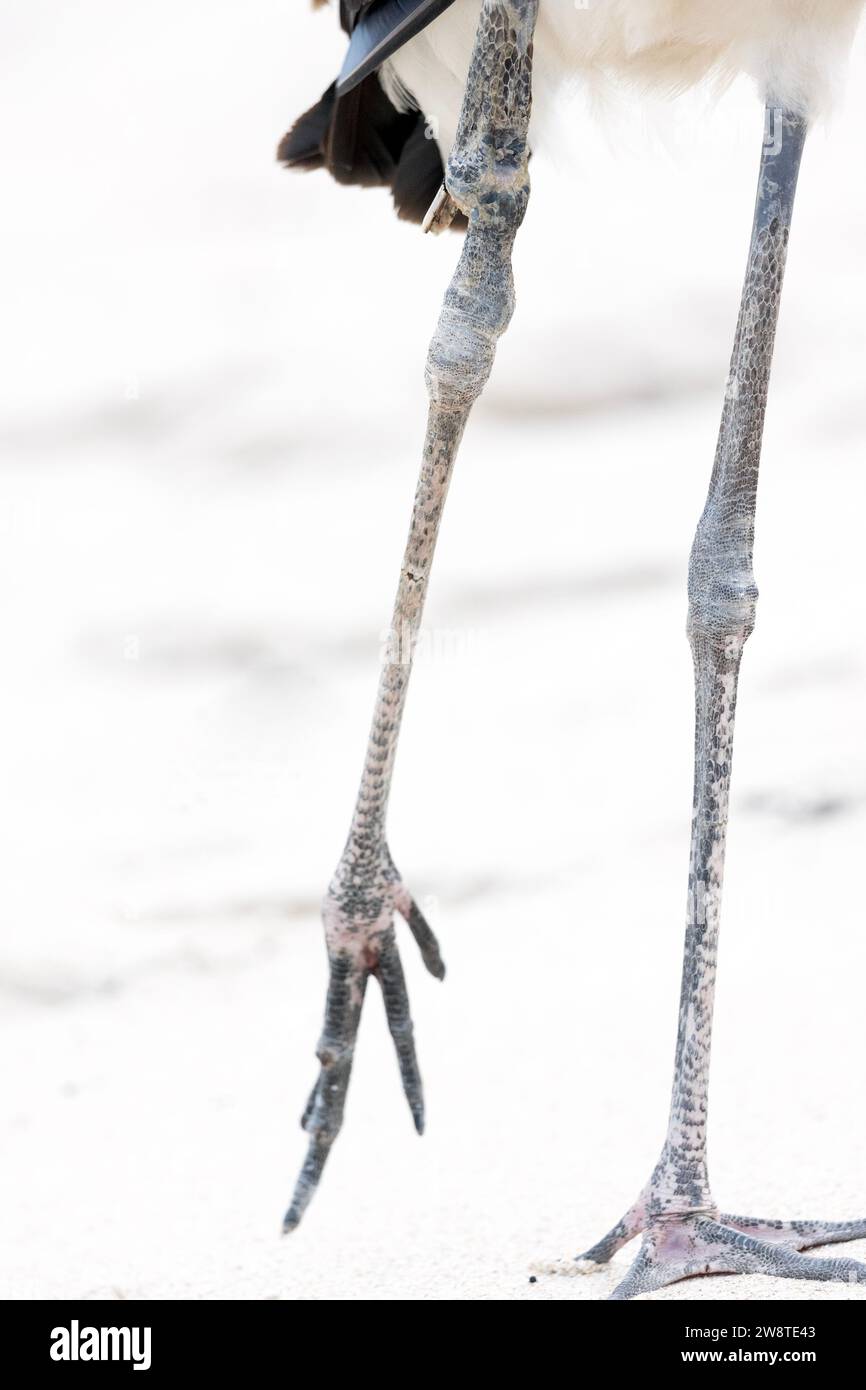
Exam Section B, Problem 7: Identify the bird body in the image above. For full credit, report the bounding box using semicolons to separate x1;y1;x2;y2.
386;0;864;159
285;0;864;222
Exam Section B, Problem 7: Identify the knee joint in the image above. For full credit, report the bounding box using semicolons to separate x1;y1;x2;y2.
425;259;516;410
687;531;758;645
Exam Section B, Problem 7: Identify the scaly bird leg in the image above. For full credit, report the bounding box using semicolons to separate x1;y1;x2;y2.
537;107;866;1298
284;0;541;1233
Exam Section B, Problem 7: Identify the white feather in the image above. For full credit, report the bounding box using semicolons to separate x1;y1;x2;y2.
385;0;865;161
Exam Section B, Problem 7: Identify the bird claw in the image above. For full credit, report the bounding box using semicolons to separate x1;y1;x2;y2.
536;1200;866;1299
283;853;445;1233
606;1213;866;1301
719;1212;866;1252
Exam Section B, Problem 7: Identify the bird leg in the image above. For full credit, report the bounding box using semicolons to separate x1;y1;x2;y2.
542;107;866;1299
284;0;540;1233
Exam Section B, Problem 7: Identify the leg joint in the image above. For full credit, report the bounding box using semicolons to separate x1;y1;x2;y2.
425;250;516;410
687;525;758;646
445;154;530;235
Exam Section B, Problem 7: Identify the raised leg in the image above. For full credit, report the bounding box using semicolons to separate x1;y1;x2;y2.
284;0;540;1233
537;107;866;1298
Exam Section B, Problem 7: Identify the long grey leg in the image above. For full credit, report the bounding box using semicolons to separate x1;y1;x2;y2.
650;109;812;1221
544;107;866;1298
284;0;541;1233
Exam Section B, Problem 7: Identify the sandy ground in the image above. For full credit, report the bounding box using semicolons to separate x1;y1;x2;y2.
2;3;866;1300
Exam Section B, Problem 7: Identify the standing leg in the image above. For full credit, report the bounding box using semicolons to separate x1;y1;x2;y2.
284;0;540;1233
540;107;866;1299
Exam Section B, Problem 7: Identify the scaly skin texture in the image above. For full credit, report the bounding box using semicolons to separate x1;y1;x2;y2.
284;0;541;1233
545;110;866;1299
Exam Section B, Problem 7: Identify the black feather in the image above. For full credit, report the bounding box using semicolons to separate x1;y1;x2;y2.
279;2;465;228
279;74;464;228
327;75;418;186
277;83;337;172
391;118;467;228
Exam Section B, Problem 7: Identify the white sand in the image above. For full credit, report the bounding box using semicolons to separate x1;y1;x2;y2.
1;2;865;1300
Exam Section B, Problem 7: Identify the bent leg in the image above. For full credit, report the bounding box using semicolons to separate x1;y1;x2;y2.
285;0;541;1233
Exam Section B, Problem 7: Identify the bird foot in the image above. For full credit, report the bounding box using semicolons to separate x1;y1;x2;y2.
283;847;445;1233
537;1203;866;1300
